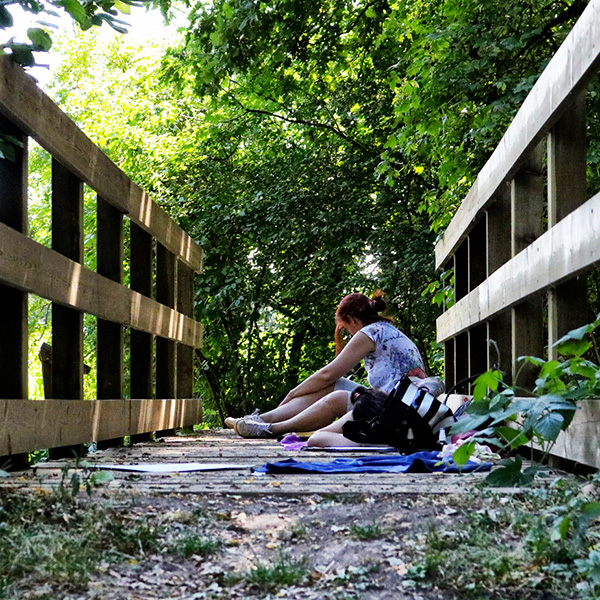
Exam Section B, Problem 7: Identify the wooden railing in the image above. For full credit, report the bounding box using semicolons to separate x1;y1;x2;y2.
0;57;203;467
436;0;600;469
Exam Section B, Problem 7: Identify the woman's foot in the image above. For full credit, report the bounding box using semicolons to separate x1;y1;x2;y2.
235;417;274;439
224;409;263;431
224;417;238;430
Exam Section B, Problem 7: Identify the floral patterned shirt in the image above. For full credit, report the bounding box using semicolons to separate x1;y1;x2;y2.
360;321;424;393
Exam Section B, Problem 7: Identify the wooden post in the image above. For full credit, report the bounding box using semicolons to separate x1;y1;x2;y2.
455;333;469;393
49;161;85;463
511;144;545;390
177;261;195;400
96;195;124;449
547;93;589;359
486;184;513;381
0;114;29;469
130;222;154;444
468;323;488;384
454;242;469;302
51;159;84;401
156;242;176;436
468;219;486;291
444;338;456;392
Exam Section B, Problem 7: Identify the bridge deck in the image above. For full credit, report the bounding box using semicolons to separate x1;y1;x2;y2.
4;429;490;496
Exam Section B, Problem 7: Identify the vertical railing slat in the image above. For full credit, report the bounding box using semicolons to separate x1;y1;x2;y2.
96;196;124;448
510;145;545;389
0;115;29;468
177;261;195;399
51;159;84;400
547;93;589;359
156;243;177;437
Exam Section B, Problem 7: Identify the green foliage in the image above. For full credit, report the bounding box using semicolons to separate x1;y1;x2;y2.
245;553;310;591
409;480;600;597
40;0;592;422
0;0;158;67
452;316;600;489
172;534;221;557
349;522;384;540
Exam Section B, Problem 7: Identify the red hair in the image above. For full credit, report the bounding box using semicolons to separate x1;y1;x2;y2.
334;292;390;354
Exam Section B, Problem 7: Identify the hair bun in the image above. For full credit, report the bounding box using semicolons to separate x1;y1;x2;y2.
370;294;386;313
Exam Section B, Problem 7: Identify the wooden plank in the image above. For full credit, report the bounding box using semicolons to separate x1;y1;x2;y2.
444;338;455;391
468;323;488;380
97;196;123;400
546;398;600;469
0;57;203;272
455;333;468;392
129;186;203;273
0;221;203;346
512;299;544;390
51;159;83;400
487;311;512;382
468;220;486;291
547;94;589;359
486;185;512;277
156;244;176;400
454;243;468;301
177;261;195;398
510;148;544;390
437;191;600;343
0;398;203;455
0;114;27;400
510;145;543;256
130;223;154;400
435;0;600;268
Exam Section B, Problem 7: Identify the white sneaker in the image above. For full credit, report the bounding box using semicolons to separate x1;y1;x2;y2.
235;417;273;439
224;409;263;431
224;417;238;429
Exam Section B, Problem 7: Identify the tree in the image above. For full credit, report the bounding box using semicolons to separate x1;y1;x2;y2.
40;0;591;419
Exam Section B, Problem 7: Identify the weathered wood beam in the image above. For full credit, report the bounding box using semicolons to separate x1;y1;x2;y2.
0;398;203;456
0;220;203;347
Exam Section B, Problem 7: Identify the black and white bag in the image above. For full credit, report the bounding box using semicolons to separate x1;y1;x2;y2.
342;377;456;453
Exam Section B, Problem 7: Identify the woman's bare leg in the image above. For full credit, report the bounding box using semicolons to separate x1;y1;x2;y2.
307;412;361;447
259;385;335;423
268;390;349;436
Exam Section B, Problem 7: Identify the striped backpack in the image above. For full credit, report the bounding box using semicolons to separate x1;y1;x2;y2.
342;377;456;453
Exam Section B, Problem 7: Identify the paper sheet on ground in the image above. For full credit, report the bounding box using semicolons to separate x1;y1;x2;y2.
94;462;252;473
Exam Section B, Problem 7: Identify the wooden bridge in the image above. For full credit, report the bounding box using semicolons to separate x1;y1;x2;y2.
0;1;600;476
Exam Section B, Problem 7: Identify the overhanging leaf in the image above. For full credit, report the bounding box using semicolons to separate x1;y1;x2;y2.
0;6;14;28
452;440;475;466
534;412;564;441
27;28;52;51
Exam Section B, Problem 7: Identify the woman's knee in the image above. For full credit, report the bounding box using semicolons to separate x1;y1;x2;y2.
320;390;350;413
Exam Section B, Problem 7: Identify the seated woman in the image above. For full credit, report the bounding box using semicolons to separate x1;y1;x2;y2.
229;291;427;439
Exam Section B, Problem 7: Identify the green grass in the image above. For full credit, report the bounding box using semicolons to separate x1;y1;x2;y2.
349;523;384;540
246;553;310;591
0;491;162;598
173;534;221;557
406;480;600;599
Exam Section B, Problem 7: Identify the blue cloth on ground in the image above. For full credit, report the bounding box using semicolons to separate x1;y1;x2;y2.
254;451;491;474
